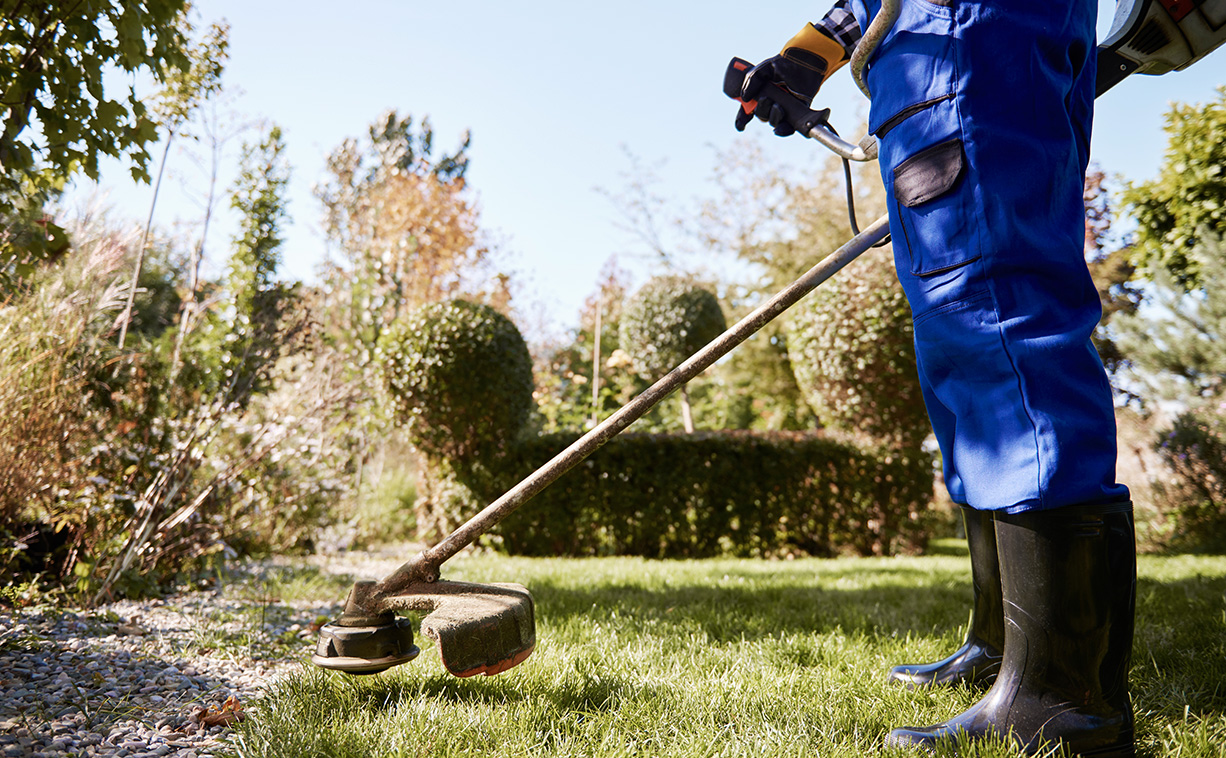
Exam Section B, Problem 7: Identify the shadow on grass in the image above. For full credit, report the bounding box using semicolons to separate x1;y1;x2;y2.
520;560;1226;722
334;668;658;716
528;564;975;641
1133;573;1226;722
233;558;1226;758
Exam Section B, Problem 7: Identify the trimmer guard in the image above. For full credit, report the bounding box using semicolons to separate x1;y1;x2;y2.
383;581;537;677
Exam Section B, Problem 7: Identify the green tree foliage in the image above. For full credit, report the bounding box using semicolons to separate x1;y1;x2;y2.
786;247;927;451
618;275;727;432
150;17;228;131
0;0;189;194
217;124;291;400
174;124;292;404
0;1;191;282
1114;234;1226;403
1110;92;1226;552
1121;86;1226;289
0;210;70;291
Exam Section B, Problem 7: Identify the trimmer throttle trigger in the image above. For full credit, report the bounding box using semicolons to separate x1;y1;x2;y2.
723;57;832;135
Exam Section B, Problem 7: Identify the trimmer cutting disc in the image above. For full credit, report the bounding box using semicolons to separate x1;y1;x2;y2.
311;615;420;675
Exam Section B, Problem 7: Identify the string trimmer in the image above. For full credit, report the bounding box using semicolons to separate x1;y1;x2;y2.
312;0;1226;679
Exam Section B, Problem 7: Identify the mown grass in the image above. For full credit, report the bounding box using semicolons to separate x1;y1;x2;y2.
227;549;1226;758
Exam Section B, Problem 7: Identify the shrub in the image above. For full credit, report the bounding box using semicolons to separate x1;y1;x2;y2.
786;248;928;450
378;299;533;541
0;212;344;601
1154;404;1226;553
0;230;130;580
482;430;934;558
619;276;726;381
619;275;726;432
379;299;534;462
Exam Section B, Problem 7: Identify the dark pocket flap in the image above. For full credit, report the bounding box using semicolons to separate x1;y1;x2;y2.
893;138;965;208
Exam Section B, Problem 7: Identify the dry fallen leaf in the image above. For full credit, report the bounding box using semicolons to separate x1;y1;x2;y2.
194;695;246;727
117;615;146;636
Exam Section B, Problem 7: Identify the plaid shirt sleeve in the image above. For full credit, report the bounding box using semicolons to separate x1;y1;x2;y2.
815;0;862;56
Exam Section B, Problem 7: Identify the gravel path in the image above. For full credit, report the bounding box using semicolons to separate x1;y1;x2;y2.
0;548;411;758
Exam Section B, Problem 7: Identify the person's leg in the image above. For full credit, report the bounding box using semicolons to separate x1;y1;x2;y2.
844;0;1136;753
851;0;1126;514
887;506;1003;688
886;500;1136;756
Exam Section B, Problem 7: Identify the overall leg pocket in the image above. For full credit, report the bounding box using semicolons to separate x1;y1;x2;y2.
891;136;982;276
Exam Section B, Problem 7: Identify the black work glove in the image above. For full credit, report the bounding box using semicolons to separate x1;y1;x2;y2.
736;23;848;136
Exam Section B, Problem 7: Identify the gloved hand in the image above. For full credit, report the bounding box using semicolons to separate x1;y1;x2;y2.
736;23;848;136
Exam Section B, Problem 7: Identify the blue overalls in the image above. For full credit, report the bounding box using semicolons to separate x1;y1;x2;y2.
847;0;1128;512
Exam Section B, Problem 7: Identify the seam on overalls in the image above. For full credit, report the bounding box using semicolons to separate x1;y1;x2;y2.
910;289;992;327
950;2;1045;510
990;305;1046;510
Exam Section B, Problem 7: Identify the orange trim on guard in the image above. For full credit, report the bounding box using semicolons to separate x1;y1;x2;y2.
450;644;536;678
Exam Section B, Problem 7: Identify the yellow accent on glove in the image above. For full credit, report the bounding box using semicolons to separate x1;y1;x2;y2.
781;23;850;85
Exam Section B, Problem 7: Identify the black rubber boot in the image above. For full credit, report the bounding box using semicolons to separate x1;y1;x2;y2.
886;500;1137;757
888;505;1004;688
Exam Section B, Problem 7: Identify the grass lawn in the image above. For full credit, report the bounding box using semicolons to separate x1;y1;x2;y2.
229;546;1226;757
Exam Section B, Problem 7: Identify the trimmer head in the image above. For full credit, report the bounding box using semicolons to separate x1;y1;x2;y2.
312;614;420;675
311;579;536;678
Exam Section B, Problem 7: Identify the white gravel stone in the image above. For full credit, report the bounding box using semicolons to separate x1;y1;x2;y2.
0;557;361;758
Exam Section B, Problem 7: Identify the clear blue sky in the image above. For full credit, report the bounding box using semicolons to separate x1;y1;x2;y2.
70;1;1225;336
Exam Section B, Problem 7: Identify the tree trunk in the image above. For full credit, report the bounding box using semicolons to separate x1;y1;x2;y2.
118;130;175;349
680;383;694;434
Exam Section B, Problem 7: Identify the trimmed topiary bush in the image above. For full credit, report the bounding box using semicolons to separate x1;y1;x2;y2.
620;275;726;380
619;275;726;432
786;249;928;450
378;300;533;541
379;299;534;461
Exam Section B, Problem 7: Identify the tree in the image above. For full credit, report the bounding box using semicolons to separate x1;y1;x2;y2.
1121;86;1226;289
315;110;505;353
0;1;191;282
1109;91;1226;406
619;275;727;433
117;16;230;348
1083;167;1143;378
217;124;291;401
1114;233;1226;403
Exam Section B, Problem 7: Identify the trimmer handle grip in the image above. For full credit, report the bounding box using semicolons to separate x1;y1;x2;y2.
723;57;832;135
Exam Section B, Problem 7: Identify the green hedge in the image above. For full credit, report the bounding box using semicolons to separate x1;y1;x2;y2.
479;430;934;558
